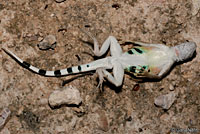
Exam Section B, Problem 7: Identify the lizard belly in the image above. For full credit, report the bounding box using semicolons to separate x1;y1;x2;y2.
119;54;146;69
147;50;168;66
147;50;169;75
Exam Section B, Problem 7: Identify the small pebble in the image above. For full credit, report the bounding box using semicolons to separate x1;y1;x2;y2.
55;126;65;133
37;37;43;42
160;113;170;121
154;92;176;110
37;35;56;50
17;106;24;116
28;35;38;41
50;13;55;17
48;86;82;108
54;0;66;3
169;84;175;91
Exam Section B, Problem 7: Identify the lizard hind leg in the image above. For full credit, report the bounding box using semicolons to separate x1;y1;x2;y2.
81;29;123;57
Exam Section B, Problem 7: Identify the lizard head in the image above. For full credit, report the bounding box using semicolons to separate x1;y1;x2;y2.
173;42;197;62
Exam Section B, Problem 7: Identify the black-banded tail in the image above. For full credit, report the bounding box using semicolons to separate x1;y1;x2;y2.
2;48;93;77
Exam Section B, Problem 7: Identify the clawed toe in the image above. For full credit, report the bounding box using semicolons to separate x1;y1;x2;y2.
96;68;105;90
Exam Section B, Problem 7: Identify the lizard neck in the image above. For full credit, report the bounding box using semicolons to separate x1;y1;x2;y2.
171;47;181;62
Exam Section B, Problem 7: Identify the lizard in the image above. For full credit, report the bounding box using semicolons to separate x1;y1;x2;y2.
2;31;197;87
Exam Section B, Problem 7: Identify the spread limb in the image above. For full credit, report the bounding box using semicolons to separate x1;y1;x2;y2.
82;30;123;57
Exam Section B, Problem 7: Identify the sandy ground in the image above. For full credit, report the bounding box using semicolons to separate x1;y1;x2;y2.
0;0;200;134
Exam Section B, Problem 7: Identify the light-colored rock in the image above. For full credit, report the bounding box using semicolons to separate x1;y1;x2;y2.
48;86;82;107
154;92;176;110
169;84;175;91
37;35;56;50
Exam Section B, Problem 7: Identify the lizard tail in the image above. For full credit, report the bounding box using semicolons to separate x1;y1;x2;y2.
2;48;93;77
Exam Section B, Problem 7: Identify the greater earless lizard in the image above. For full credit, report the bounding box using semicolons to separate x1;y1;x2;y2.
2;32;197;87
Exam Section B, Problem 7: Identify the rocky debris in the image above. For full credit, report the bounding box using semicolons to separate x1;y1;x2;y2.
54;0;66;3
37;35;56;50
0;108;11;129
48;86;82;108
154;92;177;110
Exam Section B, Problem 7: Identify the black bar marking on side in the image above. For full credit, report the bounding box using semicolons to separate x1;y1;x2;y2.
78;66;82;71
67;67;73;74
134;48;143;54
39;69;46;75
130;66;136;73
127;50;134;54
23;61;31;68
54;70;61;76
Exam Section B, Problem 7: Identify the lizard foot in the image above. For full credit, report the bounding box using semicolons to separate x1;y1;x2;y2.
96;68;105;91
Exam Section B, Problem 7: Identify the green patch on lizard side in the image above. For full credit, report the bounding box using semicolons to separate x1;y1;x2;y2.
125;65;149;74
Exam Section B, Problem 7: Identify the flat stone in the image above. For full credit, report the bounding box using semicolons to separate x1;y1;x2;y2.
37;35;56;50
154;92;176;110
48;85;82;108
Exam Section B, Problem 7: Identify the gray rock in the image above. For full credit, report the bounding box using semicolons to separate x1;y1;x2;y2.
48;86;82;108
154;92;176;110
37;35;56;50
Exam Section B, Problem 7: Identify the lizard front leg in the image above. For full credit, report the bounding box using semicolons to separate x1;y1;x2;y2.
133;61;174;79
131;41;164;48
155;61;174;79
120;40;169;50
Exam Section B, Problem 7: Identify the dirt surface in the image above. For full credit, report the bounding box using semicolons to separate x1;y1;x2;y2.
0;0;200;134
